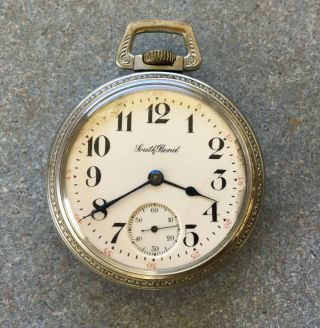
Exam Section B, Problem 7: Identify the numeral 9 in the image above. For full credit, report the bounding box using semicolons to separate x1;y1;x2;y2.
86;166;101;187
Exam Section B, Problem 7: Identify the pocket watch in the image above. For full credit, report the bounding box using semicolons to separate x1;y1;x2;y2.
47;20;264;289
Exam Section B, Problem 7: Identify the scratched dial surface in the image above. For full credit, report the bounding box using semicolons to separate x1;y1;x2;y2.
62;89;247;274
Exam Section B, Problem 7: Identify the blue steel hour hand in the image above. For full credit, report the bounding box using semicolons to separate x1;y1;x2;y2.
148;170;216;202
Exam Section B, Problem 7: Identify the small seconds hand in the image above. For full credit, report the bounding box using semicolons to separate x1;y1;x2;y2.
141;225;178;233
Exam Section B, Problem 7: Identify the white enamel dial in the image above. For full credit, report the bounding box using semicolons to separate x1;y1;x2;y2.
62;88;247;274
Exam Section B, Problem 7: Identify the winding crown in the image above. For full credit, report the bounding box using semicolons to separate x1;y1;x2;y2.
142;50;177;66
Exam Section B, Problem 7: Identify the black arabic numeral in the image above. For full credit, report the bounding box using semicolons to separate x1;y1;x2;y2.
87;135;110;157
183;224;199;247
208;137;224;159
187;114;194;133
111;223;126;243
91;198;107;220
151;246;159;252
168;217;174;223
147;104;153;123
117;111;132;132
147;103;170;124
86;166;101;187
150;207;158;213
203;202;218;222
211;169;226;190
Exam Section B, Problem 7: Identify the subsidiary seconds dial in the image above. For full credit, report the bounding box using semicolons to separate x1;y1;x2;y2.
128;203;180;256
